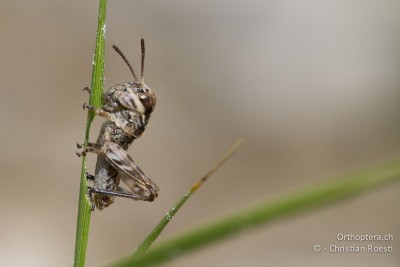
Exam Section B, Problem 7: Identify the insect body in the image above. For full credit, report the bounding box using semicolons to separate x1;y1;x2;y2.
77;39;159;211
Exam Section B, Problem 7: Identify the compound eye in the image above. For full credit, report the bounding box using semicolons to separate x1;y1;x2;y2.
138;93;155;114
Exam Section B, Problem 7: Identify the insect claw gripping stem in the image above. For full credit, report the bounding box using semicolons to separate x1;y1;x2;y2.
82;103;93;110
85;172;95;181
76;142;88;157
76;150;87;157
76;142;84;149
86;187;95;211
83;86;91;93
82;103;108;118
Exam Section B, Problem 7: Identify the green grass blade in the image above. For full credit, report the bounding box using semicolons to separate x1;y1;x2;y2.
109;158;400;267
73;0;107;266
132;139;242;257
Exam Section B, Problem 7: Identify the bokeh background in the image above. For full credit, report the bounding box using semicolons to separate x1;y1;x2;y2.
1;1;400;266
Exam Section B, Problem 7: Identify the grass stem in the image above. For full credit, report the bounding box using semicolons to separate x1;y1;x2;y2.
73;1;107;266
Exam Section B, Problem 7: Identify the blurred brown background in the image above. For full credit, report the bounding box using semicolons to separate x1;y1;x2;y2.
1;1;400;266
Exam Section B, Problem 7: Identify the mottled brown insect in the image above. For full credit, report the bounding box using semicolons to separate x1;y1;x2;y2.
77;39;159;211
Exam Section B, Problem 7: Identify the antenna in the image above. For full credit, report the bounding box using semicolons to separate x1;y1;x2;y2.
140;39;145;86
112;44;139;82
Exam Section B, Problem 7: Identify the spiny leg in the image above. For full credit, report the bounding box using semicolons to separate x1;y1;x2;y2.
87;187;153;201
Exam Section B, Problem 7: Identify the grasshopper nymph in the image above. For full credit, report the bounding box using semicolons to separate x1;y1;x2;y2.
77;39;159;211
